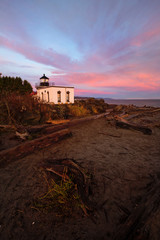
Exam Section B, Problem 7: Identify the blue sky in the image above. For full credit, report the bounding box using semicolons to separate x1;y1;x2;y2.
0;0;160;98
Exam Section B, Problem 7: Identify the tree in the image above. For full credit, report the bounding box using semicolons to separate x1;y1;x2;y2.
0;76;33;94
22;80;33;94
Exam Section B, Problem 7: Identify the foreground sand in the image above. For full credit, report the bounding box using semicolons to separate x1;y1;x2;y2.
0;117;160;240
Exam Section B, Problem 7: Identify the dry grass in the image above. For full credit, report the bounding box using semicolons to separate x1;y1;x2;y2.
33;170;83;217
0;93;108;125
68;104;89;117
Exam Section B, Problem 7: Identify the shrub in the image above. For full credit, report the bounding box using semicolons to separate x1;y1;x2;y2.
52;104;70;119
0;94;108;125
68;104;89;117
0;93;40;125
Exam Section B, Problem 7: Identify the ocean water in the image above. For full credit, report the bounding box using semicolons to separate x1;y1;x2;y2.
104;99;160;107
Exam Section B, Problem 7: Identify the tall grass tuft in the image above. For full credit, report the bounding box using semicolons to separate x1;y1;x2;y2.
34;170;82;217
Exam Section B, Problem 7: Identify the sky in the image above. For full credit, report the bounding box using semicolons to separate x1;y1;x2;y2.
0;0;160;99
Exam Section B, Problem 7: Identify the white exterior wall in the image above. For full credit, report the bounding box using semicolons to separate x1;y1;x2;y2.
37;86;74;104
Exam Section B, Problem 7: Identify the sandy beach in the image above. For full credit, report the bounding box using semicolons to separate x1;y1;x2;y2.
0;113;160;239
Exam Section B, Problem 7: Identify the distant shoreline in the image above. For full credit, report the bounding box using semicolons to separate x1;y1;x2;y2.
75;97;160;108
104;99;160;107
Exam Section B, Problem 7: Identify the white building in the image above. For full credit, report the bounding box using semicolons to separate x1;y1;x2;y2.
36;74;74;104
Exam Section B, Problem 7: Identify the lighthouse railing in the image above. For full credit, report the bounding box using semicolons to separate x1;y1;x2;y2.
35;82;55;88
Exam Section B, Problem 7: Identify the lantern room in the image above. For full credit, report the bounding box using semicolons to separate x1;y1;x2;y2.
40;74;49;86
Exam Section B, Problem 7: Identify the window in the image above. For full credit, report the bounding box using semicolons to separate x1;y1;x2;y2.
57;91;61;102
66;91;70;102
41;92;43;101
47;91;49;102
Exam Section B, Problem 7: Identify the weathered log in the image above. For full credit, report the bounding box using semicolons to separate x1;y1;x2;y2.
113;182;160;240
43;124;68;134
26;112;108;134
26;124;53;134
0;128;71;168
67;112;109;126
29;115;104;135
115;117;152;135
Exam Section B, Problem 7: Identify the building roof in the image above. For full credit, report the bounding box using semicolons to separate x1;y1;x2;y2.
40;74;49;80
37;85;74;89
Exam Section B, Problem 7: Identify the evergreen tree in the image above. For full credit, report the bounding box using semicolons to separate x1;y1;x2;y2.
23;80;33;93
0;76;33;94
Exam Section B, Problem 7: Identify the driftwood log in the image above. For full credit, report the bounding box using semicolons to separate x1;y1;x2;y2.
43;124;68;134
67;112;110;126
0;128;71;168
26;112;109;135
115;117;152;135
26;124;51;134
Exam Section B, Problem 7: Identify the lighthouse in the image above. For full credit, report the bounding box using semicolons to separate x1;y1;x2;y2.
36;74;74;104
40;74;49;86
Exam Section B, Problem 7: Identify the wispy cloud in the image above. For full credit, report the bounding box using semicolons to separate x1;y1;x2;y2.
0;35;75;70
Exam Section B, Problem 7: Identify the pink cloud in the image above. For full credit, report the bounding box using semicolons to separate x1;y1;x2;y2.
60;71;160;93
75;88;115;96
131;25;160;47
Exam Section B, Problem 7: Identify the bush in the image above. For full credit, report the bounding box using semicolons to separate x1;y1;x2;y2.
68;104;89;117
0;94;108;125
0;93;40;125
